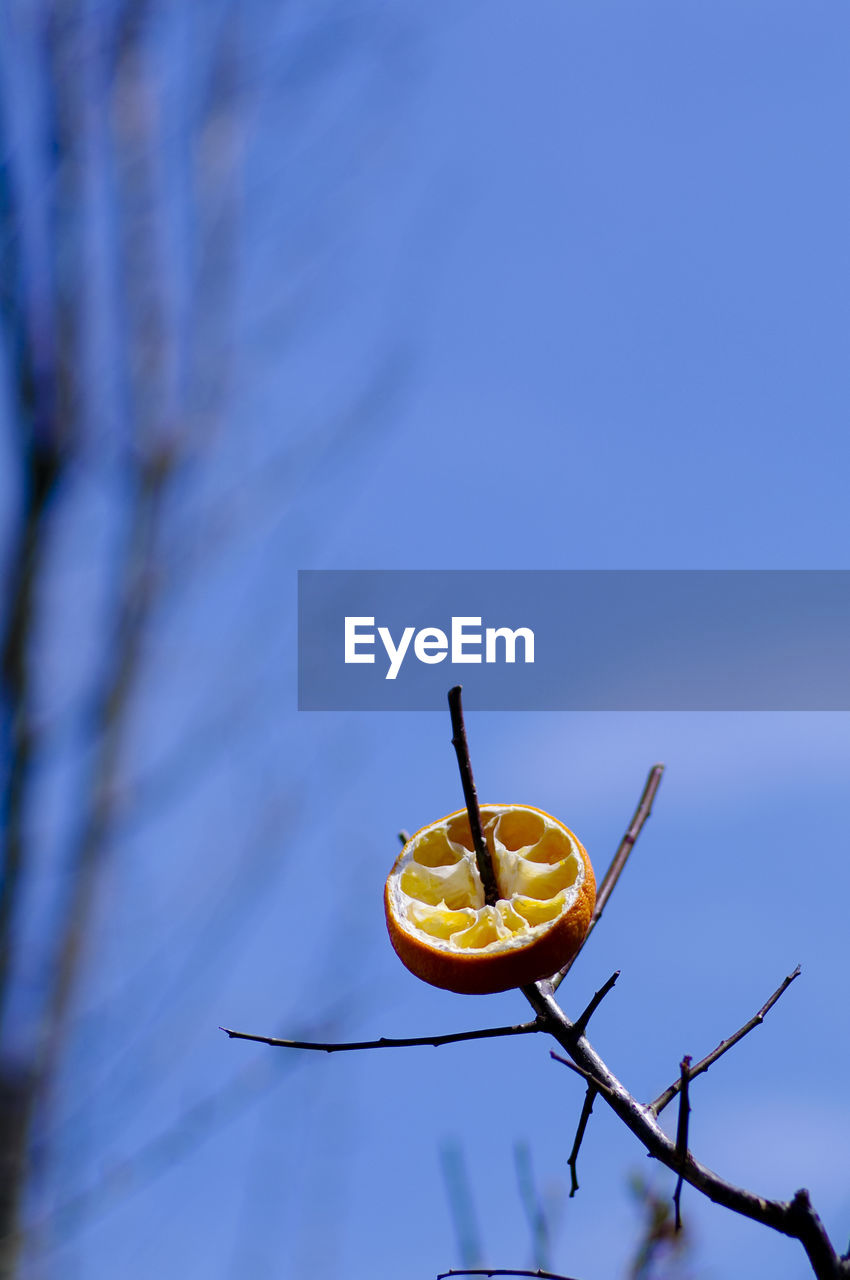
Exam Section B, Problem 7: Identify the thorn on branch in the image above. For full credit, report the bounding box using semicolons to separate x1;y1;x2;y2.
573;971;619;1038
448;686;500;906
567;1085;597;1197
549;1051;603;1092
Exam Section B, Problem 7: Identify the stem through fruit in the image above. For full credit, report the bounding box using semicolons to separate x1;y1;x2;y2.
447;685;500;906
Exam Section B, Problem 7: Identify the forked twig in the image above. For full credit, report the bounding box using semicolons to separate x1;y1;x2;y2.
551;764;664;989
650;966;801;1115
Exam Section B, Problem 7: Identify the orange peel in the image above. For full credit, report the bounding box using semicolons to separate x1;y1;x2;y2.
384;804;595;995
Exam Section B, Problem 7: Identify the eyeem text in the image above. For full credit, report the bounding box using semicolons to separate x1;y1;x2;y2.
344;616;535;680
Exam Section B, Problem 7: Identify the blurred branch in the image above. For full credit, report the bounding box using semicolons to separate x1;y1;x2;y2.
627;1174;692;1280
40;449;173;1082
440;1139;485;1271
0;0;243;1268
0;3;81;1264
4;1004;347;1255
0;12;71;1008
0;435;64;1002
3;1;415;1274
514;1141;551;1273
34;787;304;1162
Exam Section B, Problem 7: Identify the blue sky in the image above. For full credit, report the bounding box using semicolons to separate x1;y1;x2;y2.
4;2;850;1278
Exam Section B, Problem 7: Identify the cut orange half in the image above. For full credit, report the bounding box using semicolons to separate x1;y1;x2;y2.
384;804;596;995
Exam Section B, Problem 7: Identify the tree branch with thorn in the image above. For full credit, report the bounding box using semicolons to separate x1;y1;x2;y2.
222;690;847;1280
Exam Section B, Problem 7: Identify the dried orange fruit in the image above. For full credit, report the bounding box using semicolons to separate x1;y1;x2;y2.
384;804;596;994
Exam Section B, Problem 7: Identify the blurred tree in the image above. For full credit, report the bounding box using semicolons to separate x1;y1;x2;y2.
0;1;410;1275
0;4;247;1271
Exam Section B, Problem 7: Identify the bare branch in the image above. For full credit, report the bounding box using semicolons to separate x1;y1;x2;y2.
572;971;619;1038
224;753;844;1280
552;765;664;989
437;1270;582;1280
448;686;500;905
566;1085;597;1198
672;1056;692;1231
220;1019;543;1052
522;981;846;1280
650;966;801;1115
786;1191;846;1280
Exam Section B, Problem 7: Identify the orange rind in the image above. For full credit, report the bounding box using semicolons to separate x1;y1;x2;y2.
384;804;595;994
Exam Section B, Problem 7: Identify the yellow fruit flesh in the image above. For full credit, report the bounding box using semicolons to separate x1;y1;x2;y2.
392;806;585;955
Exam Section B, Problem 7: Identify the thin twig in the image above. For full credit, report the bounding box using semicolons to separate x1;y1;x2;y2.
448;686;500;906
567;1085;597;1197
220;1019;543;1052
549;1051;606;1091
673;1056;691;1231
437;1270;582;1280
552;765;664;989
573;971;619;1038
650;966;801;1115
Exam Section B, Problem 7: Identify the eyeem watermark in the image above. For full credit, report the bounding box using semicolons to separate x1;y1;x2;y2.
344;616;535;680
299;570;850;710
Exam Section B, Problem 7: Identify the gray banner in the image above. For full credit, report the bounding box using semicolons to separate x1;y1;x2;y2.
297;570;850;710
